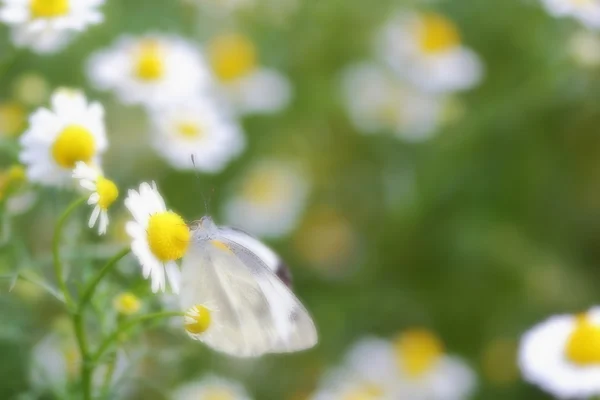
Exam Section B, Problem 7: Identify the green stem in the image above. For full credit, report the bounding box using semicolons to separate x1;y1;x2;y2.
79;248;130;309
52;197;86;310
100;354;117;399
93;311;183;363
73;310;93;400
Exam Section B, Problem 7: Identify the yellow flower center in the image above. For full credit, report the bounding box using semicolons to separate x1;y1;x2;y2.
176;121;204;139
242;169;290;205
208;33;257;82
342;384;384;400
393;329;444;377
0;165;26;201
113;292;141;315
134;40;166;81
51;125;96;169
0;102;25;137
418;13;461;54
184;305;212;335
565;315;600;365
96;176;119;210
146;211;190;262
30;0;69;18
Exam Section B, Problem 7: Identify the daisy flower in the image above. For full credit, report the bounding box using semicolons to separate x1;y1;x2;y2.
149;96;245;173
171;376;252;400
223;159;310;238
0;164;36;215
72;162;118;235
378;12;483;94
87;34;212;107
124;182;190;293
540;0;600;29
343;332;476;400
311;367;392;400
207;33;292;115
0;0;105;53
19;88;108;187
519;307;600;399
112;292;141;315
341;62;443;141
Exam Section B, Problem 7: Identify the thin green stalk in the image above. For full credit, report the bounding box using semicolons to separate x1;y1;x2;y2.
73;310;92;400
79;248;130;309
93;311;183;363
52;197;86;309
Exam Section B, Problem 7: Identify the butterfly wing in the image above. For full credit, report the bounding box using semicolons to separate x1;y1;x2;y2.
180;237;317;357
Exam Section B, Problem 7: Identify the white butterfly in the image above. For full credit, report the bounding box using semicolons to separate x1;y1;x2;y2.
180;216;318;357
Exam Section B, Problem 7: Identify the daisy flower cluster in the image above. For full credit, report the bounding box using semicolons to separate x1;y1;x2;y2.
85;30;291;174
341;11;483;142
311;329;476;400
539;0;600;29
0;0;106;53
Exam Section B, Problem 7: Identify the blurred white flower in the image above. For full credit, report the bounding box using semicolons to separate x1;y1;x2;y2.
149;96;245;173
341;62;443;141
0;164;36;216
540;0;600;29
87;34;211;107
519;308;600;399
311;367;392;400
378;12;483;94
124;181;190;293
30;333;80;396
207;33;292;115
19;88;108;187
72;162;118;235
317;331;476;400
223;159;310;238
0;0;105;53
570;30;600;68
172;376;252;400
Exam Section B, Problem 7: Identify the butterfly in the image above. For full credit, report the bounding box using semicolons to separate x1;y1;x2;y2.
179;216;318;357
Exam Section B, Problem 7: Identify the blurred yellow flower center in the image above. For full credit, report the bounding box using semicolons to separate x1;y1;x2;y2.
147;211;190;261
208;34;257;82
343;384;384;400
52;125;96;168
0;102;25;137
185;305;212;335
96;177;119;210
0;165;26;201
113;292;141;315
64;345;80;378
135;40;166;81
394;329;444;377
242;170;288;205
176;121;204;138
202;388;235;400
418;13;461;54
565;315;600;365
30;0;69;18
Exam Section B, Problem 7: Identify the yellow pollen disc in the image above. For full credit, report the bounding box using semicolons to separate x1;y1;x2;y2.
176;121;203;139
51;125;96;169
30;0;69;18
565;315;600;365
134;40;166;81
185;305;212;335
113;292;141;315
418;13;461;54
96;177;119;210
242;170;289;205
342;384;384;400
208;33;257;82
394;328;444;377
146;211;190;262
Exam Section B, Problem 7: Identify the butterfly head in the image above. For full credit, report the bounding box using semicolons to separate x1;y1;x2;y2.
189;215;219;241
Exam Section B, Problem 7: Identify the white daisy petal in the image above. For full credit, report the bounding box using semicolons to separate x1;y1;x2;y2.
88;206;100;228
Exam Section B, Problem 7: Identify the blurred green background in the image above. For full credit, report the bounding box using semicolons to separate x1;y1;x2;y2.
2;0;600;399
